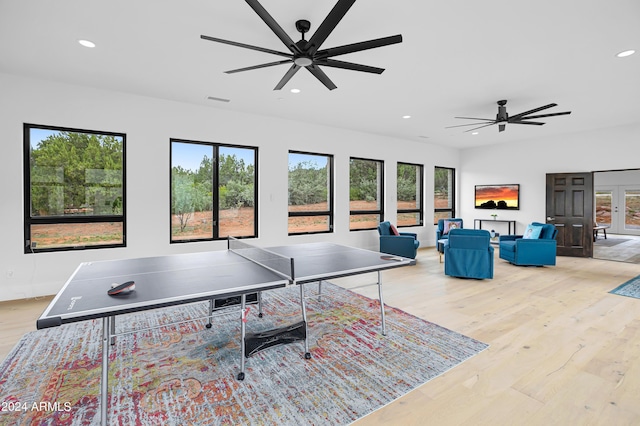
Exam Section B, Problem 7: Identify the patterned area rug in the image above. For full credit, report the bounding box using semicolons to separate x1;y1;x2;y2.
0;283;487;425
610;275;640;299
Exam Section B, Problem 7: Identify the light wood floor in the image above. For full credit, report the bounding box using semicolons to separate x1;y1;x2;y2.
2;247;640;425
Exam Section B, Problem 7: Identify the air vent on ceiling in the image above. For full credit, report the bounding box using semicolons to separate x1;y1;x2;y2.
207;96;231;103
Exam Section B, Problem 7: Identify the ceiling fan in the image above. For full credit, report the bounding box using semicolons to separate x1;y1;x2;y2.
200;0;402;90
446;100;572;133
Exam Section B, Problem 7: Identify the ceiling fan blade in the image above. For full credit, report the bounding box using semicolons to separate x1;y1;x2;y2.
306;65;338;90
463;122;496;133
518;111;572;120
509;103;557;121
317;35;403;58
225;59;293;74
315;59;385;74
274;64;301;90
509;121;546;126
453;116;495;122
245;0;300;54
305;0;356;55
200;35;292;58
445;121;496;129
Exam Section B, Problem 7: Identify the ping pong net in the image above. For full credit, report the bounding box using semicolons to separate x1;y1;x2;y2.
228;237;294;282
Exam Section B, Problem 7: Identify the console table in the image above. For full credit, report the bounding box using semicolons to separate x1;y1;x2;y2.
474;219;517;236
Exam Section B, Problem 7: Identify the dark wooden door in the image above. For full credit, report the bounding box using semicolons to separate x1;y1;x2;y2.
545;173;594;257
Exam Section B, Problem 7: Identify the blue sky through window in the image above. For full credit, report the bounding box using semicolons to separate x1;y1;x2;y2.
171;142;255;172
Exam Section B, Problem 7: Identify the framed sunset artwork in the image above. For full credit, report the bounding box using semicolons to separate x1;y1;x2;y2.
475;184;520;210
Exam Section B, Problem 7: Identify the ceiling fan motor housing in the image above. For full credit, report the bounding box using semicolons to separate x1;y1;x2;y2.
296;19;311;35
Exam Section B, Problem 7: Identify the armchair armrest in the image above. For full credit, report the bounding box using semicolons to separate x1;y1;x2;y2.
379;235;418;259
499;234;522;242
514;238;557;265
399;232;417;239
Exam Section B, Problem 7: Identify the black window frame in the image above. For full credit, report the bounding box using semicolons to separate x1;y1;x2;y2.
170;138;258;243
397;162;424;228
23;123;127;254
349;156;385;231
434;166;456;224
288;150;334;236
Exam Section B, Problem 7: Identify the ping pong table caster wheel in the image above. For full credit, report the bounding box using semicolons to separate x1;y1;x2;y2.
304;352;312;360
205;323;212;329
258;313;263;318
237;372;245;381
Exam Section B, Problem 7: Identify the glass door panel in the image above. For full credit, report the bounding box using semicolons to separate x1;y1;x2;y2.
623;188;640;233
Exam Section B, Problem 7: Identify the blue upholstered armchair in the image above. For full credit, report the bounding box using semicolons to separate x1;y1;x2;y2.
436;218;464;247
499;222;557;266
378;221;420;259
444;229;494;279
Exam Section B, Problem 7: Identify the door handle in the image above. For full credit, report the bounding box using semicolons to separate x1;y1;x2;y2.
546;217;555;221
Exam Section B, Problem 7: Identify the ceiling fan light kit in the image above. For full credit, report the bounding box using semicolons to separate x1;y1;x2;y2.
446;99;572;133
201;0;403;90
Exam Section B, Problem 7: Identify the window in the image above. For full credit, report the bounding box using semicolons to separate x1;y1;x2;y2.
350;157;384;230
397;162;424;227
24;124;126;253
434;166;455;223
288;151;333;235
171;140;257;242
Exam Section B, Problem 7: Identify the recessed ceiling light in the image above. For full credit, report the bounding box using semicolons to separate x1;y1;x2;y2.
616;49;635;58
78;39;96;48
471;132;479;135
402;115;411;119
290;88;301;94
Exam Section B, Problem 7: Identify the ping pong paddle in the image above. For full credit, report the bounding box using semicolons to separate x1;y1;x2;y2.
107;281;136;296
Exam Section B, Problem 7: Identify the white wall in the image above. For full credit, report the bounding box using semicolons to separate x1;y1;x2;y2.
459;123;640;234
0;73;458;301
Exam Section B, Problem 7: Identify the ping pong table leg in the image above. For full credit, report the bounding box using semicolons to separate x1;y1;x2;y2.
299;284;311;359
238;294;246;381
206;299;214;328
110;316;116;345
377;271;387;336
258;291;263;318
101;316;111;425
318;281;323;302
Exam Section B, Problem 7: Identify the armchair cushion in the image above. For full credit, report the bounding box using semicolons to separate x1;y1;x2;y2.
443;219;462;235
436;218;464;246
523;224;543;239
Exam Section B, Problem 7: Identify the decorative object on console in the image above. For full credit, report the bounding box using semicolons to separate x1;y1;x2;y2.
475;184;519;210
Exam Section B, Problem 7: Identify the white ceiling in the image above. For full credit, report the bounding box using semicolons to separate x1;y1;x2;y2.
1;0;639;148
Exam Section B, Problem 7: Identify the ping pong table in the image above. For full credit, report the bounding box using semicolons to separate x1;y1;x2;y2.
37;238;415;424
